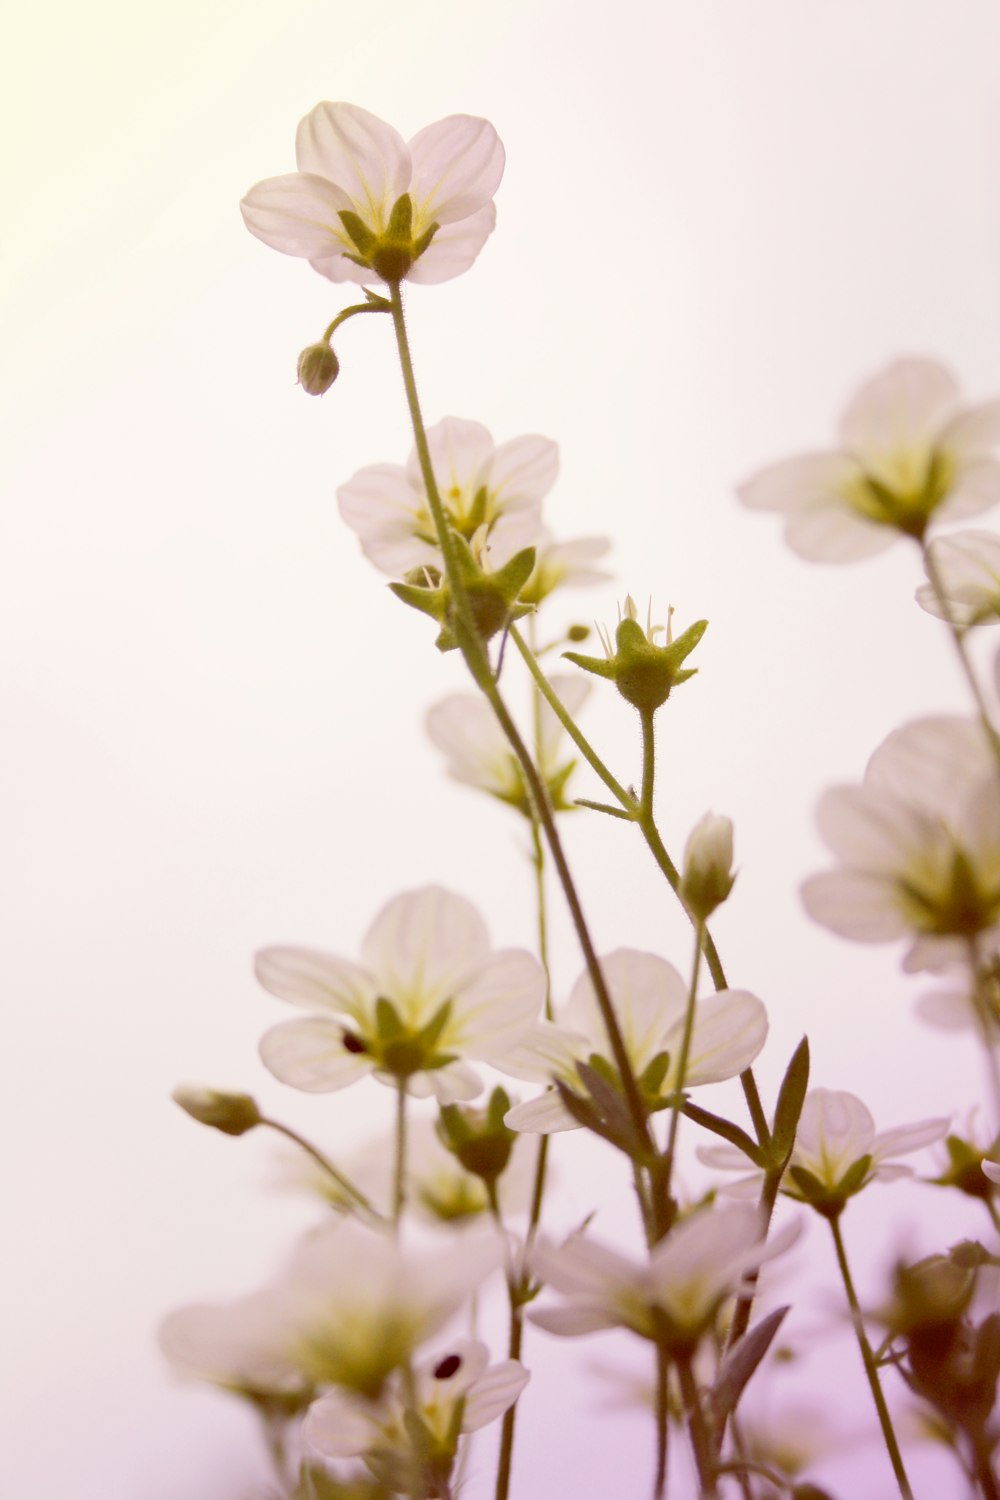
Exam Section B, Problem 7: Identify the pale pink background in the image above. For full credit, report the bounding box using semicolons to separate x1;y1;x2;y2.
5;1;1000;1495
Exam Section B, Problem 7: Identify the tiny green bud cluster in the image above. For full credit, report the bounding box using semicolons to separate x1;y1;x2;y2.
172;1084;262;1136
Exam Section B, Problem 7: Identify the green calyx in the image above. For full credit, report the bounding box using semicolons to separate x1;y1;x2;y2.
565;615;707;713
390;539;536;653
785;1154;873;1218
437;1087;516;1184
355;996;456;1081
931;1134;1000;1201
338;194;439;283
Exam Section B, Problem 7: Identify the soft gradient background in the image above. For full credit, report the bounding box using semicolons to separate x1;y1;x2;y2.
5;1;1000;1495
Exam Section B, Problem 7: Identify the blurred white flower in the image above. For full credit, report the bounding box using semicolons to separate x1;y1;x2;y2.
700;1089;947;1209
740;358;1000;561
529;1203;799;1352
983;1157;1000;1184
304;1337;528;1479
917;529;1000;627
241;102;504;285
161;1222;501;1399
337;416;555;577
426;674;590;814
256;886;545;1102
497;948;767;1133
519;529;612;605
802;716;1000;971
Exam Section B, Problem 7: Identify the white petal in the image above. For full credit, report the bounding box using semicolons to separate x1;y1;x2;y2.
489;434;560;511
158;1296;302;1393
425;694;518;797
529;1304;621;1336
872;1116;950;1163
407;203;498;284
337;462;433;576
938;399;1000;458
865;716;992;820
427;1061;484;1103
801;870;908;942
738;452;857;515
917;531;1000;626
449;948;546;1056
982;1158;1000;1184
462;1361;530;1431
303;1391;381;1459
814;783;937;869
493;1020;588;1083
240;173;353;259
784;500;895;563
943;457;1000;523
537;673;591;769
914;987;979;1031
504;1090;578;1134
254;945;374;1020
565;949;687;1073
837;358;959;459
531;1234;639;1297
259;1017;373;1092
295;102;410;229
407;417;494;499
408;115;505;225
671;990;768;1087
362;887;490;1021
794;1090;874;1182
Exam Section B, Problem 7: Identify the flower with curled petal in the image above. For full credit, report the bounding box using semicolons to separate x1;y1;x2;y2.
160;1222;501;1400
304;1337;528;1490
740;358;1000;561
256;887;545;1103
337;415;555;578
802;716;1000;972
495;948;767;1133
426;673;590;815
241;102;504;285
917;530;1000;628
529;1203;799;1357
699;1089;947;1216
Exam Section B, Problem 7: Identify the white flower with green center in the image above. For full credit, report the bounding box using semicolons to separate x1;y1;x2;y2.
496;948;767;1133
160;1222;502;1400
518;528;612;605
337;415;556;578
426;674;590;815
529;1204;799;1355
241;102;504;285
303;1337;528;1487
802;716;1000;971
740;358;1000;561
256;886;545;1102
917;529;1000;627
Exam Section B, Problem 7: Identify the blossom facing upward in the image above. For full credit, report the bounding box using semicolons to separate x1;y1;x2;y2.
802;716;1000;971
337;416;556;578
426;674;590;815
241;102;504;285
917;530;1000;628
497;948;767;1133
256;886;545;1102
740;358;1000;561
529;1203;799;1355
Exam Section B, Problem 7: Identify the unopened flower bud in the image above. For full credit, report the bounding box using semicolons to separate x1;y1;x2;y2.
680;812;736;919
172;1084;261;1136
566;624;590;643
297;342;340;395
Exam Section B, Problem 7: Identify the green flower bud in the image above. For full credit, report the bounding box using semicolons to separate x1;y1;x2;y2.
297;342;340;395
172;1084;261;1136
564;595;706;715
566;624;590;643
437;1088;516;1185
680;812;736;920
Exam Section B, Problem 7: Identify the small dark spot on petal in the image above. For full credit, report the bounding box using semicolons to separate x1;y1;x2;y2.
434;1353;462;1380
342;1031;368;1055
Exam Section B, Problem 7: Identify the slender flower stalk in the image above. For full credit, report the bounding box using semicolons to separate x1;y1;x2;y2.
828;1215;915;1500
662;921;706;1190
922;540;1000;779
257;1114;384;1223
393;1080;408;1232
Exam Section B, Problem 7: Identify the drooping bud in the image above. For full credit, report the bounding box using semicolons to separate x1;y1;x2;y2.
437;1088;516;1185
680;813;736;920
172;1084;261;1136
297;342;340;395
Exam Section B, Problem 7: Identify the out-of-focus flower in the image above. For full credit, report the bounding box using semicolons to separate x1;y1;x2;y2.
915;949;1000;1036
917;530;1000;628
337;416;555;578
700;1089;947;1215
161;1223;501;1400
497;948;767;1133
304;1337;528;1489
679;812;736;920
426;674;589;815
241;103;504;285
740;359;1000;561
171;1084;262;1136
529;1203;799;1356
518;529;612;606
802;716;1000;972
256;886;545;1102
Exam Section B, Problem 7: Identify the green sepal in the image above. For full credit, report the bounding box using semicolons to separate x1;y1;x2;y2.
639;1050;671;1098
412;220;439;259
574;1059;648;1159
680;1098;766;1167
385;192;413;240
710;1305;790;1430
389;578;448;622
562;650;617;681
416;1000;453;1053
362;287;392;308
768;1035;810;1168
338;209;377;256
437;1087;516;1183
566;617;708;714
375;996;405;1039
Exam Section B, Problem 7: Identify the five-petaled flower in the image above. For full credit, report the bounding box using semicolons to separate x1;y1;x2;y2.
496;948;767;1133
256;886;545;1102
740;358;1000;560
337;415;556;579
241;102;505;285
802;715;1000;972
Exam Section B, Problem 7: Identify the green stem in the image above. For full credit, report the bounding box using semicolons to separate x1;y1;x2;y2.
393;1080;408;1232
640;707;657;823
662;920;705;1189
922;541;1000;778
653;1343;670;1500
828;1215;915;1500
387;283;652;1158
321;299;390;345
676;1354;719;1498
489;1181;526;1500
258;1117;384;1222
724;1167;783;1356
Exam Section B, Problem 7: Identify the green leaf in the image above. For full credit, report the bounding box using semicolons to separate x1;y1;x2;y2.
681;1099;765;1166
770;1035;810;1166
710;1305;789;1428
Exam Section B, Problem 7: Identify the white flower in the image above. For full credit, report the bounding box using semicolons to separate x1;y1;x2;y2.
519;529;612;605
496;948;767;1133
426;674;590;814
303;1337;528;1477
529;1203;799;1352
740;358;1000;561
256;886;545;1102
917;529;1000;627
700;1089;948;1208
802;716;1000;971
241;102;504;285
160;1222;501;1399
337;416;556;577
